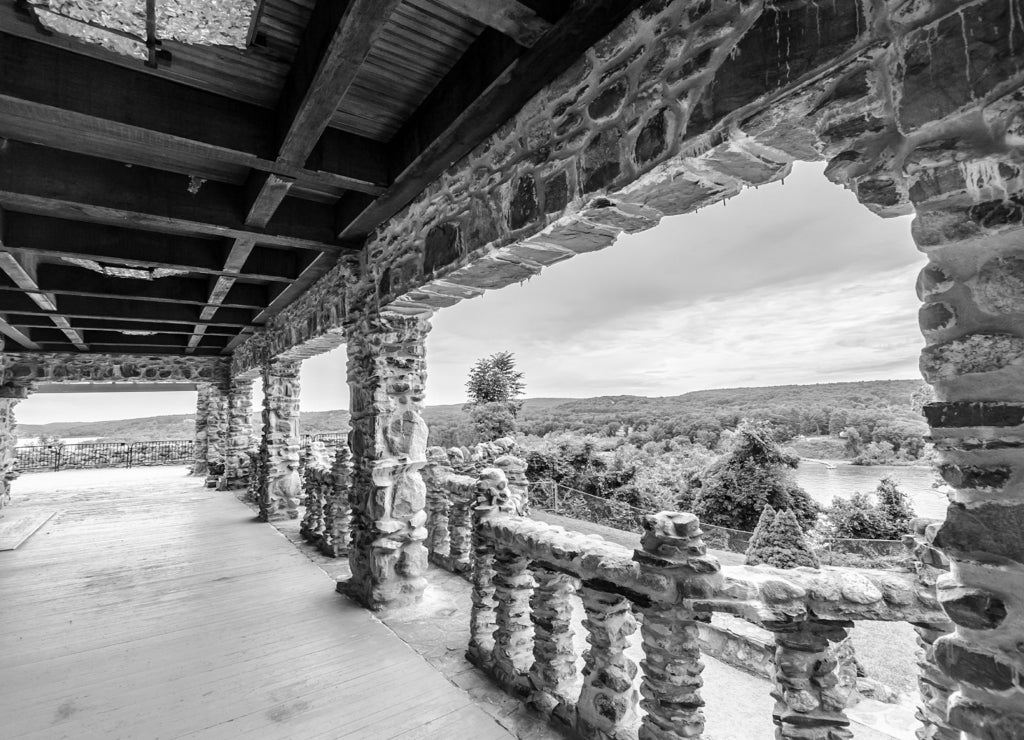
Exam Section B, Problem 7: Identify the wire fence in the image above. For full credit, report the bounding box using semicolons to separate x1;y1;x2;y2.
528;479;907;567
15;440;194;472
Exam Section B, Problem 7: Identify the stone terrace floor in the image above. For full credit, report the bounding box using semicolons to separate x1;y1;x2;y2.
2;468;914;739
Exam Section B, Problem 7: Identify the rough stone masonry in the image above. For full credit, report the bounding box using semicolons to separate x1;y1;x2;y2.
228;1;1024;733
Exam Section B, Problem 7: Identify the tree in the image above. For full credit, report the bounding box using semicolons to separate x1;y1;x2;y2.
745;509;820;568
464;351;526;441
825;492;888;539
465;351;525;408
693;420;819;531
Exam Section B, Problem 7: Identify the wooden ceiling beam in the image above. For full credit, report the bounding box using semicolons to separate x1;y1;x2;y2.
337;0;649;239
275;0;403;167
0;142;346;251
433;0;552;47
0;314;39;350
0;211;87;350
0;291;254;326
9;316;238;336
0;32;388;196
27;264;268;309
1;213;304;283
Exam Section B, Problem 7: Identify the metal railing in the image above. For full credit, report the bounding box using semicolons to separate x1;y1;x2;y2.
301;432;347;448
15;440;194;472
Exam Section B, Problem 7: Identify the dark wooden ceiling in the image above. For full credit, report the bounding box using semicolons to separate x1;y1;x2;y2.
0;0;643;357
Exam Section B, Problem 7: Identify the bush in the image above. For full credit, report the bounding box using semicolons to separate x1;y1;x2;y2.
824;477;916;540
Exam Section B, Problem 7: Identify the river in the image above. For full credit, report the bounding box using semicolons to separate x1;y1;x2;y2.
794;461;948;520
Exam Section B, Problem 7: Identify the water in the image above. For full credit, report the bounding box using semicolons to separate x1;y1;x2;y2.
794;462;948;520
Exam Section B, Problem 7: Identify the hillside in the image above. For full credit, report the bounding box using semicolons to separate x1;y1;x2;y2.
15;380;926;445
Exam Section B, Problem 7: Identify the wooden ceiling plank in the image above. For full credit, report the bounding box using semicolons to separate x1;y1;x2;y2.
0;315;40;350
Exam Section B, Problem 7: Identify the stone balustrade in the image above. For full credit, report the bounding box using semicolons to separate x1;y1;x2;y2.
434;459;952;740
291;441;354;558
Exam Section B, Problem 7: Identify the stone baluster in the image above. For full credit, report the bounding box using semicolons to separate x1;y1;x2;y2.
422;447;452;564
764;617;854;740
342;312;430;609
904;519;958;739
467;465;522;667
491;548;534;692
191;384;210;476
448;497;474;572
576;586;640;738
634;512;721;740
204;383;227;488
529;567;580;720
321;444;353;557
258;359;302;521
223;378;253;489
299;447;325;544
245;449;262;503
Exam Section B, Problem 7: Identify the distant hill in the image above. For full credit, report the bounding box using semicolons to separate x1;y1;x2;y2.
15;380;925;445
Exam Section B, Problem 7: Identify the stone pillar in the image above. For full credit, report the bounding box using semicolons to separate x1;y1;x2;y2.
341;312;430;609
529;567;580;720
491;549;534;691
223;378;253;489
0;393;24;509
204;384;227;488
913;169;1024;737
764;618;854;740
191;384;210;476
634;512;721;740
576;587;640;739
321;444;353;557
257;359;302;521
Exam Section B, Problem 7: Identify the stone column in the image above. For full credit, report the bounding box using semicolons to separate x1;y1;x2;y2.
321;444;353;557
204;384;227;488
342;311;431;609
764;618;854;740
0;389;25;509
257;359;302;521
529;567;580;720
634;512;721;740
913;171;1024;737
191;384;210;476
223;378;253;489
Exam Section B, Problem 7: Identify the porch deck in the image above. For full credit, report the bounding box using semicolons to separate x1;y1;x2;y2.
0;468;512;739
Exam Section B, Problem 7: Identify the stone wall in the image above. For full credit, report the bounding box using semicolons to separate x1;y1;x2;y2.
3;352;229;388
0;397;19;509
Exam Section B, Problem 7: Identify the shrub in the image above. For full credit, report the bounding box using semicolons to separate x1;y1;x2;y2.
745;508;820;568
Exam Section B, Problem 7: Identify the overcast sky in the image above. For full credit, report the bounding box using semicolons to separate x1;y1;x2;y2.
17;162;926;425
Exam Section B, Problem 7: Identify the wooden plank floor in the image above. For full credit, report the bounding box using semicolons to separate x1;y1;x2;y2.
0;468;514;740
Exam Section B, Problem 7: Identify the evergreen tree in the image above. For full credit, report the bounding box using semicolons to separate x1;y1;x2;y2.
746;509;820;568
693;420;819;531
743;504;776;563
464;351;526;441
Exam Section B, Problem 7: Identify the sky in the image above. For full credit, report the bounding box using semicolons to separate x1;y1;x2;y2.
16;162;927;425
